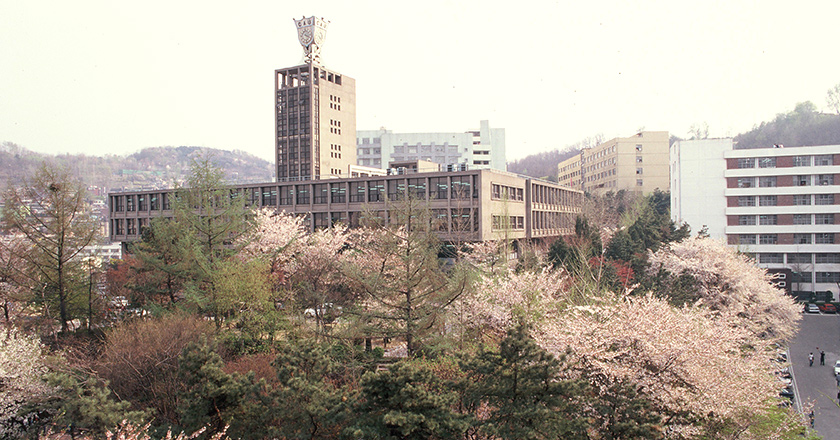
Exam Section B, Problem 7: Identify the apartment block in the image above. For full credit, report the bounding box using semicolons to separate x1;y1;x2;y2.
558;131;670;195
723;145;840;299
672;140;840;299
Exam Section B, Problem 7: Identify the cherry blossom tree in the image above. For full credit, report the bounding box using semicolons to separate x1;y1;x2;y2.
647;237;801;345
0;327;50;437
461;238;805;438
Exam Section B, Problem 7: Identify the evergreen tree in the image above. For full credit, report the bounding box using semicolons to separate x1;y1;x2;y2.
588;380;664;440
460;324;589;440
270;342;352;439
347;361;469;440
178;340;264;439
22;371;148;438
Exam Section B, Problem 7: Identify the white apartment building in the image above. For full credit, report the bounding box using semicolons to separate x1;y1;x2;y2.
672;141;840;299
356;120;506;172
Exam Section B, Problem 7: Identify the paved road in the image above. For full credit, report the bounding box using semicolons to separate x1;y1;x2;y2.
789;312;840;438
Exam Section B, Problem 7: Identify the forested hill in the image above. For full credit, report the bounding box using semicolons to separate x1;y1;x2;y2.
734;101;840;149
506;148;580;181
0;143;274;194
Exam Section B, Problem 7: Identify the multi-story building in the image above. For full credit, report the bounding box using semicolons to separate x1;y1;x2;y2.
357;120;506;171
671;140;840;300
275;17;356;181
109;168;580;243
108;17;581;247
670;138;731;239
557;131;670;195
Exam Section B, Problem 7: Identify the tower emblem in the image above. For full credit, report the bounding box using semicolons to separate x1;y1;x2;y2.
294;16;329;64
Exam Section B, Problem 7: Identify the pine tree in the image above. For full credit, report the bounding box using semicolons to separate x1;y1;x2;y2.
347;361;469;440
460;324;589;440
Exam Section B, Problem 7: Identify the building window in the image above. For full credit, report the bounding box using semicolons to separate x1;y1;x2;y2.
816;194;835;205
816;253;840;264
429;177;448;200
794;233;812;244
759;214;778;225
759;234;778;245
313;184;328;204
787;253;812;264
758;157;776;168
794;155;811;167
737;177;754;188
816;213;835;225
759;253;784;264
817;174;834;186
331;183;346;203
793;214;812;225
635;144;642;152
636;156;643;163
815;155;833;166
759;176;777;187
296;185;310;204
261;186;277;206
797;175;811;186
815;233;835;244
738;215;756;225
636;168;643;175
738;196;755;207
759;195;777;206
793;194;812;205
737;158;755;169
816;272;840;283
407;178;426;200
739;234;756;245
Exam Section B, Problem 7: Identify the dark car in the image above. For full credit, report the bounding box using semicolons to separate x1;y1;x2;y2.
779;386;794;400
819;303;837;314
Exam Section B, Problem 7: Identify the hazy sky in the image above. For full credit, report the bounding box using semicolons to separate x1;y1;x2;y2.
2;1;840;162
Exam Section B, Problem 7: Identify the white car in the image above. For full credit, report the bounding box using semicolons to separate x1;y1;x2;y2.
834;360;840;376
807;304;820;314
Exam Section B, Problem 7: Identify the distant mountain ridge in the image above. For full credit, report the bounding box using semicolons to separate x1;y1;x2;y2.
0;143;274;197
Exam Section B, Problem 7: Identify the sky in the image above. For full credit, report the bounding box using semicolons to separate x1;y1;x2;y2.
2;1;840;163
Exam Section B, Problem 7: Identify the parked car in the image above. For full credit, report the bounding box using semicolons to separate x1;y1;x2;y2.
807;303;820;314
819;303;837;313
779;385;794;400
834;360;840;376
779;367;791;379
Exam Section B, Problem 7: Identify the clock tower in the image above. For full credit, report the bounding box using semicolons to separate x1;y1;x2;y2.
275;16;356;181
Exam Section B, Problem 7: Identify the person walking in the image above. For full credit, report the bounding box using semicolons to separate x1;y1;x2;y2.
820;350;825;366
809;410;815;429
809;352;814;367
